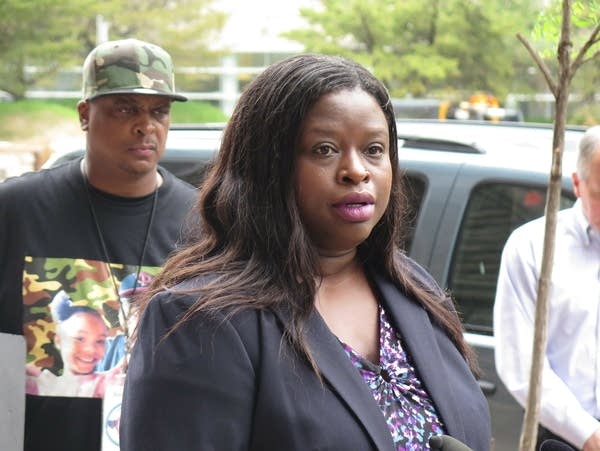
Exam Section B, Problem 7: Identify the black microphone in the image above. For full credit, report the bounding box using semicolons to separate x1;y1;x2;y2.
428;434;474;451
539;439;575;451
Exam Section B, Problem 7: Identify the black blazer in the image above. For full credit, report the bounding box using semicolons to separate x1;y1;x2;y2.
121;266;491;451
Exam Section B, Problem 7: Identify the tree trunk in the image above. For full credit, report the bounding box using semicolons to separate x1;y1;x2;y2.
518;2;572;450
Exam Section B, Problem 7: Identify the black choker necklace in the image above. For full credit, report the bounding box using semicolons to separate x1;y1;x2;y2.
81;159;159;371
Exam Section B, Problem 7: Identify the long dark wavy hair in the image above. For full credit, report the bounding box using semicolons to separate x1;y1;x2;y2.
137;54;478;374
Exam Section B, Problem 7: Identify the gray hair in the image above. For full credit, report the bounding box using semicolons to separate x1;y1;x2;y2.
577;125;600;180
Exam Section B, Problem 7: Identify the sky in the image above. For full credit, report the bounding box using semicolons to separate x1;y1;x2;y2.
214;0;320;52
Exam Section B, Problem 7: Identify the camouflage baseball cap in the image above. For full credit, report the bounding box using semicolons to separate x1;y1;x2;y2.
82;39;187;102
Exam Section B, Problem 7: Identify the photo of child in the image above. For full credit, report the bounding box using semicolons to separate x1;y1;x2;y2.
26;290;115;398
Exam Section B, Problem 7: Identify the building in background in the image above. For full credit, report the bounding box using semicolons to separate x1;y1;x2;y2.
26;0;317;116
189;0;317;115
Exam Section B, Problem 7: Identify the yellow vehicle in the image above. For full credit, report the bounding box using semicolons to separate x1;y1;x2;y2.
393;93;523;122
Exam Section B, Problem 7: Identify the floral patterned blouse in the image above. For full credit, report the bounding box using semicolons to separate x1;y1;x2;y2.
341;305;445;450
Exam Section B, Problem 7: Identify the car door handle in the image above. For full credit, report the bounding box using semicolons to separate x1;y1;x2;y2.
479;380;496;395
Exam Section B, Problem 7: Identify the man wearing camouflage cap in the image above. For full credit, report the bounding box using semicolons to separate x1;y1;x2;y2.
0;39;197;450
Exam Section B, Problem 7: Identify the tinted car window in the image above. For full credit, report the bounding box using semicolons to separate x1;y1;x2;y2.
164;157;214;187
402;174;427;253
448;182;576;333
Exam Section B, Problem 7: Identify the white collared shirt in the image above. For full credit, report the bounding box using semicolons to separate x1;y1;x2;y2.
494;200;600;448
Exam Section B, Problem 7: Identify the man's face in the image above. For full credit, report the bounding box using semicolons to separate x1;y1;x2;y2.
77;94;171;180
573;149;600;231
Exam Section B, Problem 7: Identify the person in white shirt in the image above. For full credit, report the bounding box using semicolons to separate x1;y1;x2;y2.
494;125;600;450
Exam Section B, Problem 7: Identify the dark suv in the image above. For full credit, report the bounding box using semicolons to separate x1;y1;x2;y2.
49;119;585;451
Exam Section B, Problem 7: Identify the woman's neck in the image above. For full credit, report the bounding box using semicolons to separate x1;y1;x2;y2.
314;250;380;363
316;248;358;278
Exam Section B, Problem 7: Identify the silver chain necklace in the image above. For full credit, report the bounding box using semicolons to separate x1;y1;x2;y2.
80;159;159;372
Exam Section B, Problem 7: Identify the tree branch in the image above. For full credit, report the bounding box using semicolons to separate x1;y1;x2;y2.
570;22;600;76
578;49;600;69
557;0;573;86
517;32;558;97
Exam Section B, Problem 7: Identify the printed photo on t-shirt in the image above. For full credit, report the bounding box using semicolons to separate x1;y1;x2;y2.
22;257;160;399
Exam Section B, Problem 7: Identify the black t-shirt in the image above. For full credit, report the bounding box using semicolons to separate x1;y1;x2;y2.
0;159;196;450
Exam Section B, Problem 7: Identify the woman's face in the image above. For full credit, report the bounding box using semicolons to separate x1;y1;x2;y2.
294;88;392;255
55;312;108;375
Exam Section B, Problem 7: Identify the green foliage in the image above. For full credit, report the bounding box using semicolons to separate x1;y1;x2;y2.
0;99;227;141
0;100;78;140
0;0;96;98
529;0;600;122
0;0;226;99
170;100;228;123
531;0;600;57
77;0;227;65
285;0;543;99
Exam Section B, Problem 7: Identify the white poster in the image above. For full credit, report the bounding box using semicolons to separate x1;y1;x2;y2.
0;332;26;451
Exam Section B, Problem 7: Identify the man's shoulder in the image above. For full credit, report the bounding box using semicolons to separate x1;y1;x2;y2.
158;167;197;193
506;205;578;252
0;160;79;200
513;214;545;235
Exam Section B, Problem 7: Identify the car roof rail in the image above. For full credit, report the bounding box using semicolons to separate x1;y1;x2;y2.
396;117;588;133
170;123;485;154
170;123;226;131
398;135;484;154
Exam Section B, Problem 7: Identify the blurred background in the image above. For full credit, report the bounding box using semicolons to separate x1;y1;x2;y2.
1;0;599;179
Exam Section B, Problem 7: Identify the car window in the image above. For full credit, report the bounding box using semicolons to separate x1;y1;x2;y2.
401;174;427;252
163;158;214;187
448;182;576;334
